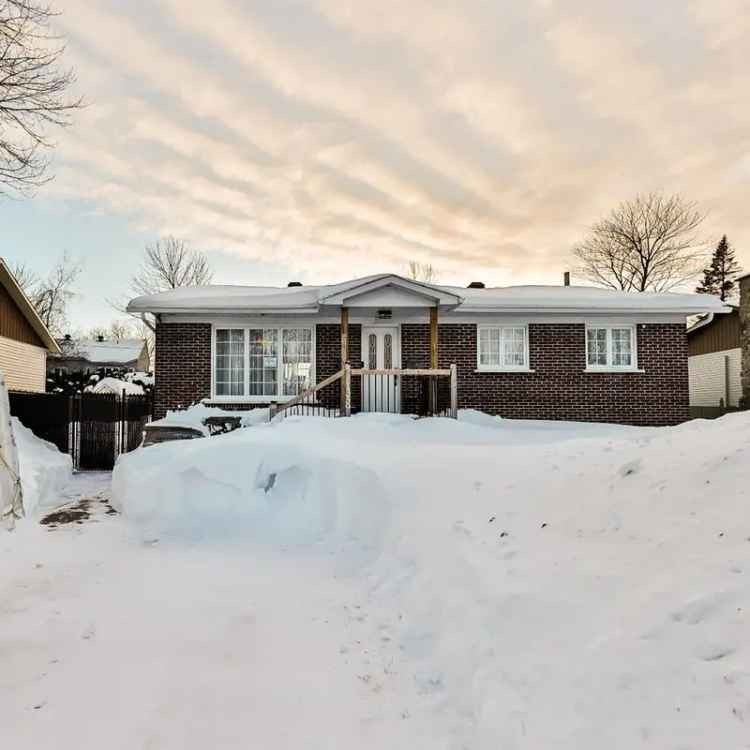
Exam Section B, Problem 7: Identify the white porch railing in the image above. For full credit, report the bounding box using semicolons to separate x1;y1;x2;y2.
269;363;458;421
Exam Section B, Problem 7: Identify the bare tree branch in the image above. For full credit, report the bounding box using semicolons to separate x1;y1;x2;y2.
13;250;80;335
573;193;708;292
406;260;437;283
110;236;214;355
131;236;214;296
0;0;82;195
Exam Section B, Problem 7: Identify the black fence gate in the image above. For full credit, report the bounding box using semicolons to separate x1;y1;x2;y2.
9;391;152;470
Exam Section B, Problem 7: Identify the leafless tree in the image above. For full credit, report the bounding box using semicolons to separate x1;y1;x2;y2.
406;260;437;283
9;259;39;290
0;0;82;195
13;250;80;335
131;236;213;297
573;193;707;292
114;236;213;338
88;319;135;342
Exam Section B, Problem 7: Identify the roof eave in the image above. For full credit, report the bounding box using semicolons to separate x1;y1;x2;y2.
456;305;732;315
0;259;60;353
127;305;320;315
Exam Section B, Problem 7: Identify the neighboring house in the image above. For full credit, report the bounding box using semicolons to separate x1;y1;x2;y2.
0;259;60;392
687;308;741;409
127;273;728;425
48;336;150;375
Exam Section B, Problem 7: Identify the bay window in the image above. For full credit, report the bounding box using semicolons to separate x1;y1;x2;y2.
586;325;636;370
213;326;313;400
477;325;528;370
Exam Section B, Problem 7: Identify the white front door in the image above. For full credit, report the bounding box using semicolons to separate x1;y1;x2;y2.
361;326;400;413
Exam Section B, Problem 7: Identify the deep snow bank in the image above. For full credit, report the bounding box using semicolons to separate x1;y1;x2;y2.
112;412;750;747
13;417;72;515
112;421;389;562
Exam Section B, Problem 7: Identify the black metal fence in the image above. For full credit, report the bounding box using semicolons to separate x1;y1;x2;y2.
9;391;152;470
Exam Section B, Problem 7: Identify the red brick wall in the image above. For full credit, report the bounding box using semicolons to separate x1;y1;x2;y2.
154;321;689;425
154;323;363;417
401;322;689;425
316;324;362;411
154;323;212;419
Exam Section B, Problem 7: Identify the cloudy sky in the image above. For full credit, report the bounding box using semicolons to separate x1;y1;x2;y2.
4;0;749;329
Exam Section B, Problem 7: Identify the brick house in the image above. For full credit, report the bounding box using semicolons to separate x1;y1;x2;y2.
127;274;728;425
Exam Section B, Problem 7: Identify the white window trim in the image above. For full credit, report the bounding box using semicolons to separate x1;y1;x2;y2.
475;323;534;373
210;324;316;402
584;324;644;373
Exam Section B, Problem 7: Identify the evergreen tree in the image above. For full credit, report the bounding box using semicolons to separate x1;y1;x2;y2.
695;235;742;301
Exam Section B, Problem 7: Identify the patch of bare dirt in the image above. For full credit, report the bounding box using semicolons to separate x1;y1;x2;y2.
40;495;118;529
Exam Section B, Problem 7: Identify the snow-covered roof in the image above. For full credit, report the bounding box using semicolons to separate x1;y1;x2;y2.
59;338;146;364
89;377;145;395
127;274;731;316
686;305;738;335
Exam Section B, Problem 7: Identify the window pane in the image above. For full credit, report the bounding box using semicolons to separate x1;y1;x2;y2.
215;329;245;396
249;329;278;396
479;328;501;366
368;334;377;369
384;334;392;369
282;328;312;396
611;328;633;367
587;328;608;366
502;327;526;367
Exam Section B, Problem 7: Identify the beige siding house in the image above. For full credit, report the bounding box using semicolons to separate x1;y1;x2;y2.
0;259;60;392
687;308;741;408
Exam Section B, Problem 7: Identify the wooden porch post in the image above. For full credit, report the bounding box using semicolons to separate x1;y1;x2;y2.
429;306;439;368
340;306;349;413
429;306;439;414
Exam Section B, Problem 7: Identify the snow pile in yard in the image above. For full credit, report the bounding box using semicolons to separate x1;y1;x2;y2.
111;412;750;747
149;402;269;436
12;417;72;516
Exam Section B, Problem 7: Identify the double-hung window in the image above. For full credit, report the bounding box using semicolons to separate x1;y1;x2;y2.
586;325;636;370
214;326;313;399
477;326;528;371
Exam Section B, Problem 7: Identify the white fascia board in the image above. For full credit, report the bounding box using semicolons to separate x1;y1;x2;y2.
134;305;319;315
458;305;717;315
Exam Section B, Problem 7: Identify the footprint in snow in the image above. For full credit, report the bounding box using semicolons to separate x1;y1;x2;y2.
671;590;734;625
696;643;737;662
618;459;641;478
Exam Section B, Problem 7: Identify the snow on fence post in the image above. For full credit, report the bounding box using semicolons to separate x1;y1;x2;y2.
450;363;458;419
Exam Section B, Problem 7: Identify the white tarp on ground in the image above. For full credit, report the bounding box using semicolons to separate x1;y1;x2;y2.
0;365;73;523
0;370;23;527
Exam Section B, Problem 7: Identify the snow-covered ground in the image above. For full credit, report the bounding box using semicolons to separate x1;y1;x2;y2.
3;412;749;749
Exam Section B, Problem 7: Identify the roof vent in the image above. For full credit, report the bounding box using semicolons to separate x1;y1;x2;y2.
96;335;105;342
287;281;303;287
376;309;392;320
467;281;485;289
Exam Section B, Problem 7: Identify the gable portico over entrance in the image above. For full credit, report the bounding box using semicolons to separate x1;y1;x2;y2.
317;274;462;372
